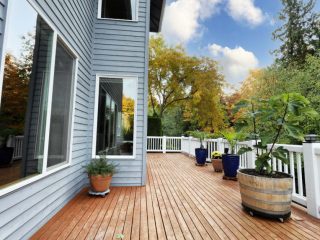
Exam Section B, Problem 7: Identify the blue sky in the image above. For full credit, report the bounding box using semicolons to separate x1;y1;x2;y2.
6;0;37;59
159;0;320;90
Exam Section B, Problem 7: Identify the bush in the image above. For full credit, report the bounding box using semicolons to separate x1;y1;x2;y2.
148;116;162;136
84;154;117;177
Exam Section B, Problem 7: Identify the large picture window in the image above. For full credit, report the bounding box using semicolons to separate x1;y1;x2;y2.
99;0;138;21
95;77;137;157
0;0;77;191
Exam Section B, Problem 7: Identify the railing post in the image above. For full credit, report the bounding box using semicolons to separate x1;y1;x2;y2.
303;142;320;218
180;136;184;152
163;136;167;153
217;138;224;152
188;136;192;156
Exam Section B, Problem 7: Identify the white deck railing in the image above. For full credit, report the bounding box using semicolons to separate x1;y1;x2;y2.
146;136;320;218
13;136;24;160
147;136;181;153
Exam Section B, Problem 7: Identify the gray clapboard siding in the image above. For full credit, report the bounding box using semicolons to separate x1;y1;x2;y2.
91;0;150;186
0;0;152;238
0;0;6;61
0;0;95;239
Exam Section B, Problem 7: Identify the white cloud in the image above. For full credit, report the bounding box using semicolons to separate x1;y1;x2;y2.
208;43;259;87
227;0;265;26
162;0;222;44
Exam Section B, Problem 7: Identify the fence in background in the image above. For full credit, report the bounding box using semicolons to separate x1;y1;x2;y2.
147;136;320;219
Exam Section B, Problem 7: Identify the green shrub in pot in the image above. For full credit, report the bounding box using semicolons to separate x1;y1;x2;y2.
234;93;319;221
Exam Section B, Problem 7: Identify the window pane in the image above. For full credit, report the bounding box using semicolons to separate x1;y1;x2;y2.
0;0;53;188
47;40;74;168
96;78;136;156
101;0;136;20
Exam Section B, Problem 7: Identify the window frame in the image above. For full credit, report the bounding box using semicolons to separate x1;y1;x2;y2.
97;0;139;22
0;0;79;197
92;74;138;159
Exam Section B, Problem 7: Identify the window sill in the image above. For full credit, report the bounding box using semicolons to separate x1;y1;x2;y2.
97;17;139;23
93;154;136;160
0;163;71;197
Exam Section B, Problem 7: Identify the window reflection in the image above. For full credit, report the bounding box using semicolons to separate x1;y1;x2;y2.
0;1;53;187
96;78;136;156
101;0;137;20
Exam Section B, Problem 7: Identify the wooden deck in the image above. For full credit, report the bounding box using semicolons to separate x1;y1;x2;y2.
32;153;320;240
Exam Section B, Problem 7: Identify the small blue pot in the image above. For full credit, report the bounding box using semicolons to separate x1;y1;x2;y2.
195;148;208;165
222;154;240;178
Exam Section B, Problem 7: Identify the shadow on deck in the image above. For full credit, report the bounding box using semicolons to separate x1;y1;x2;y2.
32;153;320;239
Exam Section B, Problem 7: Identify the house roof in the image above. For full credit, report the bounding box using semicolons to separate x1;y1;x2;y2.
150;0;165;32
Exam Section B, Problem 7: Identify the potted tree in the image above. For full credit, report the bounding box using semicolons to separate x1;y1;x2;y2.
221;130;245;180
211;151;223;172
84;153;117;196
188;131;211;166
235;93;318;222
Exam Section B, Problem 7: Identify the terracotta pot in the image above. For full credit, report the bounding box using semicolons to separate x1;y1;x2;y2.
238;169;293;221
212;158;223;172
89;175;112;192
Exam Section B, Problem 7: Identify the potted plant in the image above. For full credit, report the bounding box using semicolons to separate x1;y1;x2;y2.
84;153;117;195
221;129;245;179
188;131;211;165
235;93;318;221
211;151;223;172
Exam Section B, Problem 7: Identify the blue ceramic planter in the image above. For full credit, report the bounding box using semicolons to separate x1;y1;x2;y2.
222;154;240;178
195;148;207;165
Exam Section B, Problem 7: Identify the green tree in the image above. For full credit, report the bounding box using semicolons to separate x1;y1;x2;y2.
148;36;225;133
148;36;198;118
273;0;319;66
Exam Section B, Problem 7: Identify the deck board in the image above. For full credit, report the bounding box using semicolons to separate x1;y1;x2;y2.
32;153;320;240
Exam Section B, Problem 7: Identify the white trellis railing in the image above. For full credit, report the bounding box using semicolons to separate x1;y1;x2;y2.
147;136;181;153
146;136;320;219
12;136;24;160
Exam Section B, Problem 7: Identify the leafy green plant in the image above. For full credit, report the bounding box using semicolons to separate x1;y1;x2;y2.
211;151;222;159
84;152;117;177
235;93;318;175
187;130;214;149
221;129;246;154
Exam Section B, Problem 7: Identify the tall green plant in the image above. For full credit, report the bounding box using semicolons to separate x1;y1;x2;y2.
187;131;214;149
221;129;246;154
235;93;318;175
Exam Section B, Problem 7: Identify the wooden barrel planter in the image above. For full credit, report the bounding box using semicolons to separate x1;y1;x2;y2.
238;169;293;222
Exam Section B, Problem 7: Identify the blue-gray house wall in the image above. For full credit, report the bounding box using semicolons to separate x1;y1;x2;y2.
91;0;150;186
0;0;153;238
0;0;96;239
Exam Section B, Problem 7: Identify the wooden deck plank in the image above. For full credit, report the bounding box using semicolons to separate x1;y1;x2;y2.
33;153;320;240
140;186;149;240
112;187;132;239
179;157;317;239
74;189;115;240
122;187;136;240
151;155;251;240
131;187;141;240
85;188;121;240
150;161;194;240
103;187;128;240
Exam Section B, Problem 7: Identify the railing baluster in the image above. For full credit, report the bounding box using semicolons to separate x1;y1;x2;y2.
297;153;303;197
289;152;296;194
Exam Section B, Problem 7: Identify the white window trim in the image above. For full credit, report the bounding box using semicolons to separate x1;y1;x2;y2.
0;0;79;197
97;0;139;22
92;74;138;160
